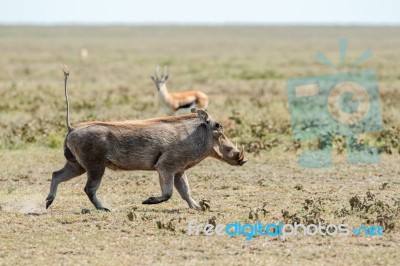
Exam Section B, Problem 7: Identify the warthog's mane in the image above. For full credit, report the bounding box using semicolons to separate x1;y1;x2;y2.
77;113;200;128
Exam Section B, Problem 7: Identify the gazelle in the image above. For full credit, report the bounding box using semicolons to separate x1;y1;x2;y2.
151;66;209;114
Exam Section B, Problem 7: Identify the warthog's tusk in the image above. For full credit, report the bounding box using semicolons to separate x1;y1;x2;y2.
239;145;244;160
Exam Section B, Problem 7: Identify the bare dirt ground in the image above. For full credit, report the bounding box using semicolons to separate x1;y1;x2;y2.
0;26;399;265
0;150;399;265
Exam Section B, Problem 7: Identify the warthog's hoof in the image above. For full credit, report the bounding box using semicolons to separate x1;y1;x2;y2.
45;200;53;209
96;207;111;212
190;202;201;210
46;196;54;209
142;197;159;204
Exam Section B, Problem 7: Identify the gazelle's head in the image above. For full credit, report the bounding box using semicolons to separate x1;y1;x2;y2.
151;65;169;91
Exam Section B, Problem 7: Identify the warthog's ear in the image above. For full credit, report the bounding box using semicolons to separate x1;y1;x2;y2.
197;109;211;124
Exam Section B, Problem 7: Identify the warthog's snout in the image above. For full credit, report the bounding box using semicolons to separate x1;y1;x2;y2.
228;144;247;166
222;143;248;166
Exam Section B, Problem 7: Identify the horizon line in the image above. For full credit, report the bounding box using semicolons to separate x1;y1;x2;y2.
1;22;400;27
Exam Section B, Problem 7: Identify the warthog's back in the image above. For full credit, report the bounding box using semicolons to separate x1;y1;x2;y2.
66;113;208;171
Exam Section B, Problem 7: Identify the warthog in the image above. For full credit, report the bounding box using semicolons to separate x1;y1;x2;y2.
46;66;247;211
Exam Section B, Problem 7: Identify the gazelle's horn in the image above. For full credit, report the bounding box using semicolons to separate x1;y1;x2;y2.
163;65;168;81
155;65;160;79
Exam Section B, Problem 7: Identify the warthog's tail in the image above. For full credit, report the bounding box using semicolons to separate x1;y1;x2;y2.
61;64;73;133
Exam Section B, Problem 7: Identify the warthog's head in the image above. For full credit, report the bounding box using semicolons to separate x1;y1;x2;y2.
193;109;248;166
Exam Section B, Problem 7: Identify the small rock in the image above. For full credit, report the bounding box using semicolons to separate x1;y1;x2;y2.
81;208;91;214
294;184;303;190
127;211;136;221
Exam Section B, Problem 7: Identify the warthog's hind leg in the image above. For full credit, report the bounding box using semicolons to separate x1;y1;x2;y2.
142;170;173;205
46;161;85;209
174;172;200;209
84;168;110;211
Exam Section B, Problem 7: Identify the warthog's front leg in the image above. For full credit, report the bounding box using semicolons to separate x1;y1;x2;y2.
46;161;85;209
174;172;200;210
142;169;174;205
